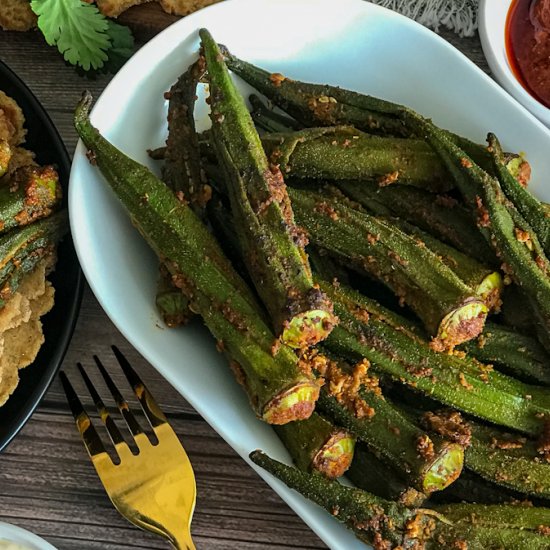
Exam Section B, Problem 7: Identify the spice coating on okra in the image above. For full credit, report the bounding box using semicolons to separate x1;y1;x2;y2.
199;29;336;349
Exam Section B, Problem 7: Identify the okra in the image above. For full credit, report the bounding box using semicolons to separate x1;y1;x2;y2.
460;322;550;386
382;216;503;311
200;29;336;349
223;51;410;137
336;180;496;264
163;56;211;213
429;506;550;550
156;58;211;327
319;278;550;436
0;165;62;235
250;450;520;549
487;133;550;257
249;450;443;548
347;442;428;507
274;412;355;479
315;358;464;493
74;92;320;425
465;421;550;500
290;187;488;349
155;264;193;328
0;210;67;306
433;502;550;533
249;94;300;134
223;51;527;178
262;126;452;192
375;108;550;354
401;404;550;502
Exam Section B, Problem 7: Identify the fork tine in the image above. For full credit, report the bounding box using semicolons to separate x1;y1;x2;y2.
59;371;109;459
112;345;168;429
93;354;144;437
76;362;127;448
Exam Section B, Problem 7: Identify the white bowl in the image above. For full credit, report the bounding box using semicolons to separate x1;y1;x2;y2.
479;0;550;127
0;522;57;550
69;0;550;548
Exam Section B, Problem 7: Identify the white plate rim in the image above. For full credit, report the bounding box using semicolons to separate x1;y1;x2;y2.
0;522;57;550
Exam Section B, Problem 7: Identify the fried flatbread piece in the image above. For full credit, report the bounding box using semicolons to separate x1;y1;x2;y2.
0;0;37;32
0;91;26;146
0;292;31;333
30;281;54;320
0;319;44;406
96;0;154;17
2;146;36;179
158;0;221;15
3;318;44;371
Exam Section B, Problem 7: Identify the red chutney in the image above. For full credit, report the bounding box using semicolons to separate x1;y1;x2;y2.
506;0;550;108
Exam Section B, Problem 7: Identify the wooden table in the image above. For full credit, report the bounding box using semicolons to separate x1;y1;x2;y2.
0;14;489;550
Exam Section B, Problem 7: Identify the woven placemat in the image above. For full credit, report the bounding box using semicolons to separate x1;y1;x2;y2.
369;0;478;37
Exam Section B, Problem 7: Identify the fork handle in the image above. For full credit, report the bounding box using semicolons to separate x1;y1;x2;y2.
170;528;196;550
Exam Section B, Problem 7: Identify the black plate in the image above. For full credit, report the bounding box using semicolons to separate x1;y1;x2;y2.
0;60;83;452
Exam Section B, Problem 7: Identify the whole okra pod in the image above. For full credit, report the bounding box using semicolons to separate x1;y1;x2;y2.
200;29;336;349
274;412;355;479
163;56;211;213
336;180;496;264
250;450;523;549
74;92;320;425
401;403;550;502
367;105;550;355
380;216;503;311
261;126;452;192
155;58;209;328
290;186;488;350
249;450;446;548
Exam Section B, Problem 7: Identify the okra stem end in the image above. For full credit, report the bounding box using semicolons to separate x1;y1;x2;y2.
421;442;464;493
282;309;337;349
262;381;320;424
433;300;488;351
312;432;355;479
74;91;94;131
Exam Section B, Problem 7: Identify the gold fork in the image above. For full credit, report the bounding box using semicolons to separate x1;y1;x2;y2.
60;346;196;550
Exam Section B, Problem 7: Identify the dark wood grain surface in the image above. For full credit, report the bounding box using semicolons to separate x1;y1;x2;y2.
0;17;489;550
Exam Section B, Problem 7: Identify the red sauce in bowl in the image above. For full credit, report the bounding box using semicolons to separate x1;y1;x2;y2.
506;0;550;108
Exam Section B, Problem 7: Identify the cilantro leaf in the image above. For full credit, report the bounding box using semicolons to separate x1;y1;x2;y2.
30;0;133;72
101;20;135;74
